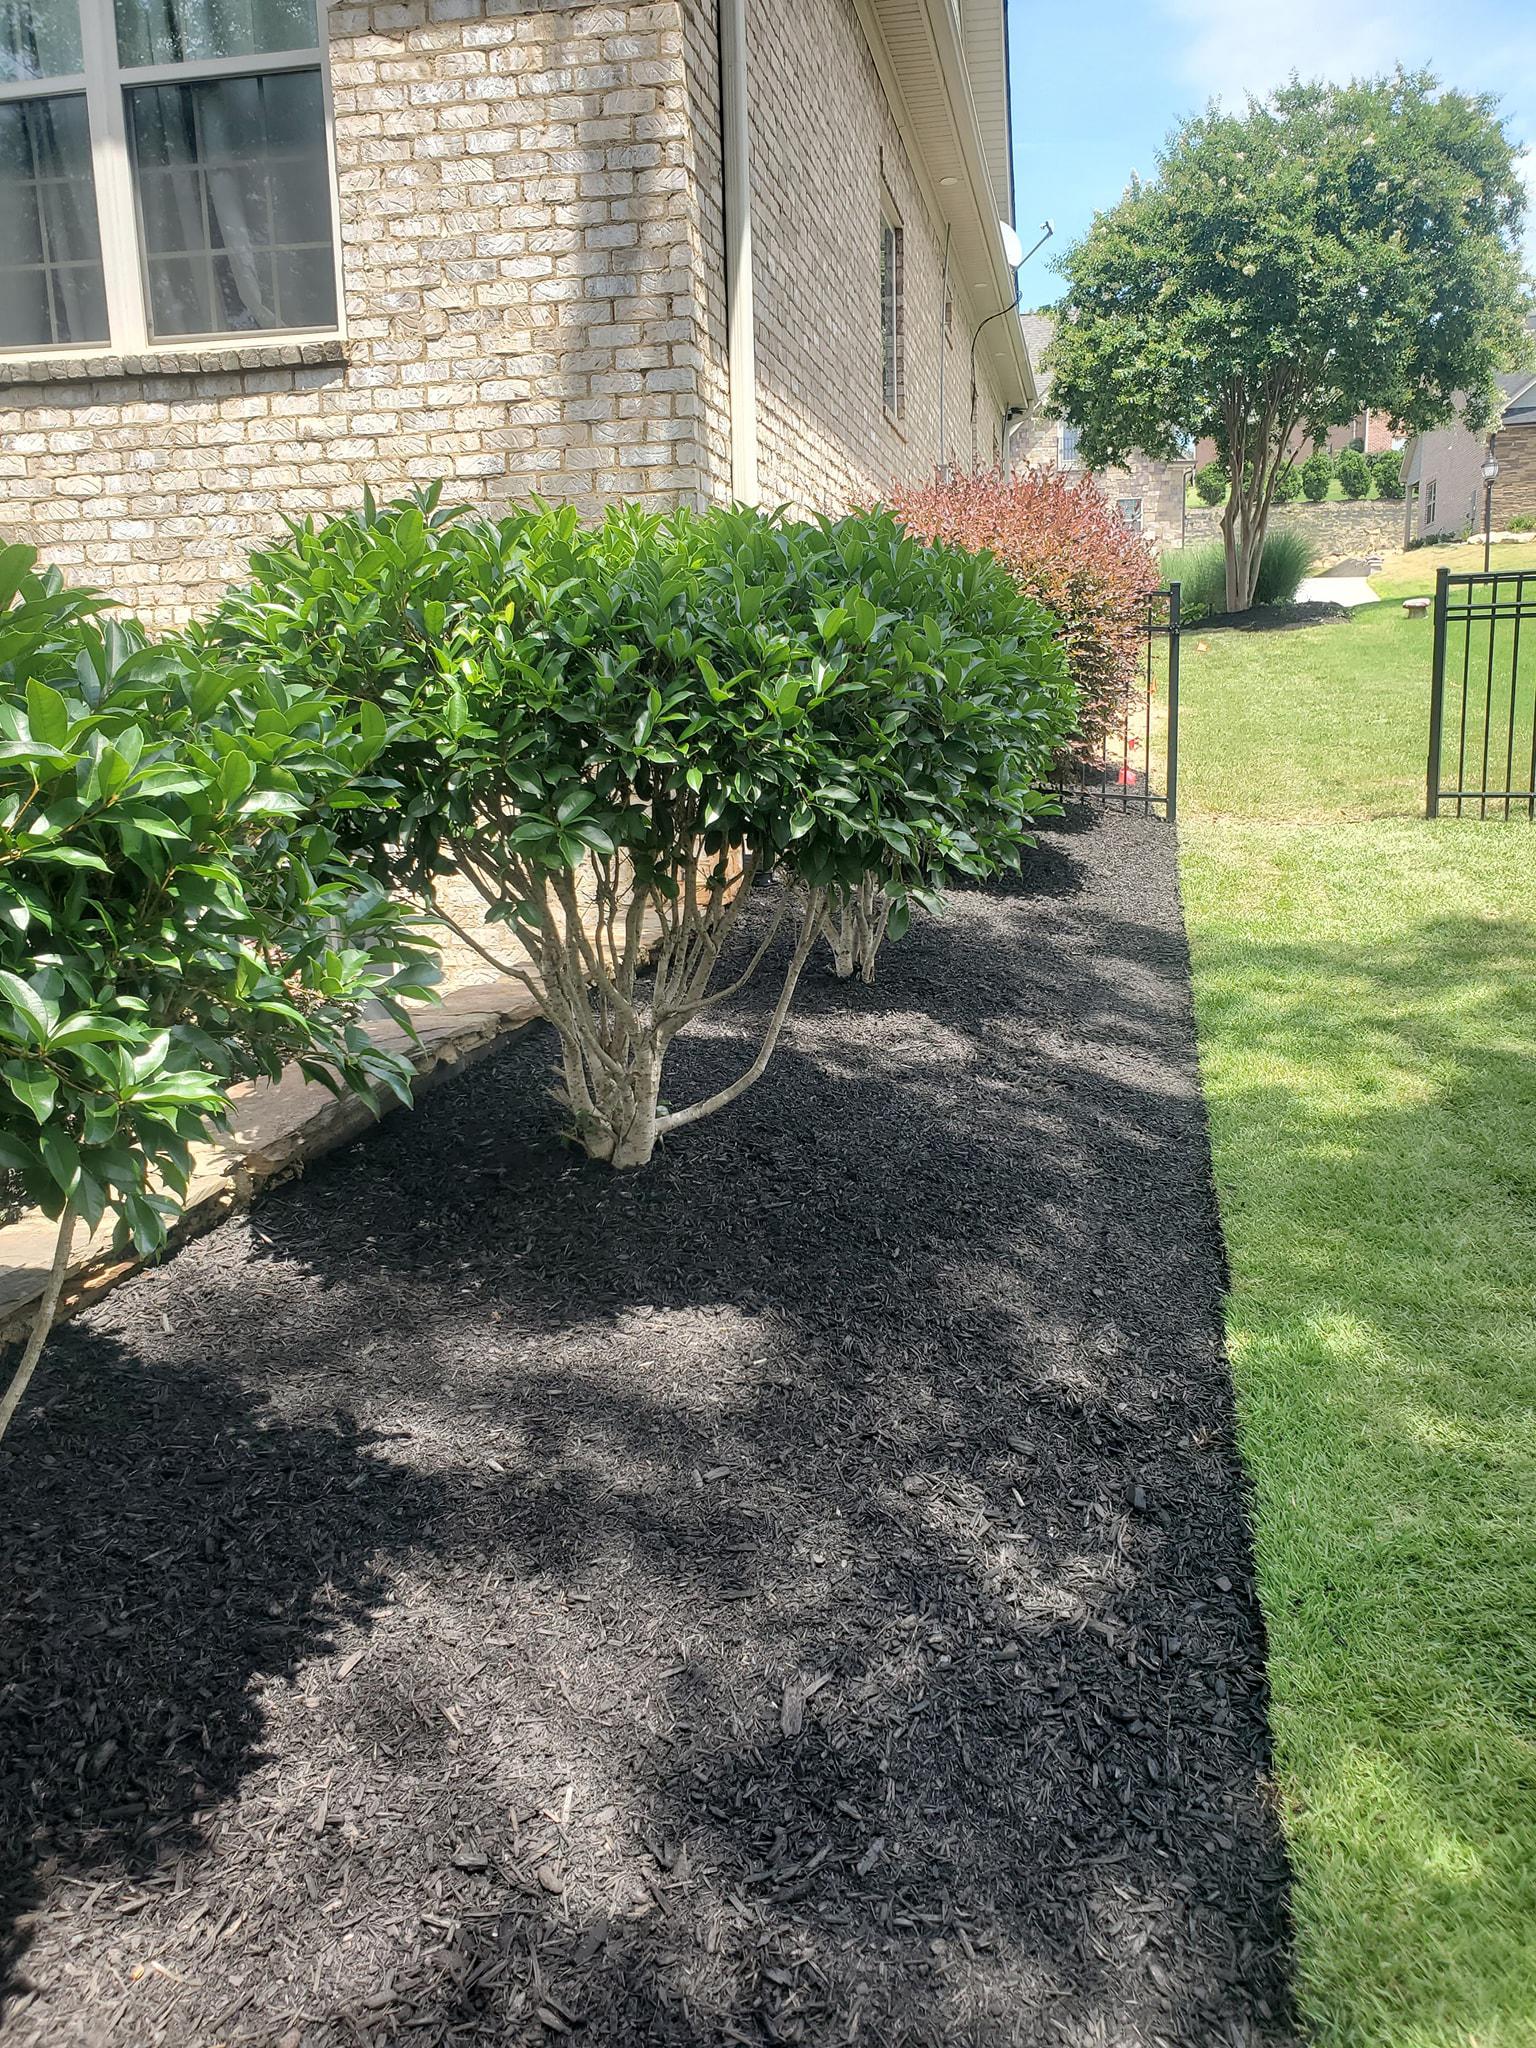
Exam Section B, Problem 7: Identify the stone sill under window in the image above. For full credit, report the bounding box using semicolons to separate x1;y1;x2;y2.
0;337;348;389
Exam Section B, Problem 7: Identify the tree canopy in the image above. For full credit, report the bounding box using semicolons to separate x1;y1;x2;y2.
1046;72;1533;608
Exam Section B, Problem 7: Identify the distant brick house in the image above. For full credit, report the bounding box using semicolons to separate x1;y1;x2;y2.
0;0;1029;628
1401;359;1536;543
1012;313;1191;547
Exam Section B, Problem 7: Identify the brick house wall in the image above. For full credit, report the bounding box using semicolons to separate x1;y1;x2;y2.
0;0;1014;629
1;1;707;627
1490;422;1536;528
682;0;1011;513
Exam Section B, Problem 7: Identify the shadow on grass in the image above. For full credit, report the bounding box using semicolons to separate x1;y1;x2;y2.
0;815;1294;2046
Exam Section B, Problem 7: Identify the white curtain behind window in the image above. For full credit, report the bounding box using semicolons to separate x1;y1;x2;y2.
117;0;316;67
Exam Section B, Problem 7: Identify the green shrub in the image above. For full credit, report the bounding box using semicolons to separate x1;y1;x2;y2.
214;493;1075;1168
1162;528;1315;618
1194;462;1228;506
1506;512;1534;533
1158;541;1228;621
1272;462;1305;503
1371;448;1404;500
1301;451;1334;502
888;467;1157;768
1335;447;1373;499
0;547;437;1432
1252;526;1315;603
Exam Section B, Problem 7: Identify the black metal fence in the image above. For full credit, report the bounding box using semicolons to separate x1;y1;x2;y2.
1427;567;1536;818
1046;582;1181;822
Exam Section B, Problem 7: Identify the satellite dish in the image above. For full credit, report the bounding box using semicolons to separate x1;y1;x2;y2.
999;220;1025;270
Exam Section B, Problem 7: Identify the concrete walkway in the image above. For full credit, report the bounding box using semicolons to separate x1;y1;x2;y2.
1296;576;1380;608
0;876;667;1350
0;976;543;1351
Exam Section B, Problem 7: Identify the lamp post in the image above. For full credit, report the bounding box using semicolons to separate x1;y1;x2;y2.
1482;441;1500;573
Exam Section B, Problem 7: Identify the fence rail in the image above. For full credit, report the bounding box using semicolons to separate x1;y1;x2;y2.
1046;582;1181;822
1427;567;1536;818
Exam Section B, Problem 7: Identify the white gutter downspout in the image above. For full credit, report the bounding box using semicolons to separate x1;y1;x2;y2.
719;0;759;504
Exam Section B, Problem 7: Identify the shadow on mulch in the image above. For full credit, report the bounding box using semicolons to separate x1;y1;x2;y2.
0;810;1295;2047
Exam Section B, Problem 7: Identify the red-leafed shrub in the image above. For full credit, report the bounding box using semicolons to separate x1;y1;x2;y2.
888;469;1158;759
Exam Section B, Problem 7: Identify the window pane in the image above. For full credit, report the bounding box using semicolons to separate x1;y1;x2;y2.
0;93;107;348
0;1;82;82
116;0;317;67
127;68;335;339
880;221;897;415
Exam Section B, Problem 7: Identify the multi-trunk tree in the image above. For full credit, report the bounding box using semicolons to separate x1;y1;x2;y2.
216;494;1075;1166
1046;72;1532;612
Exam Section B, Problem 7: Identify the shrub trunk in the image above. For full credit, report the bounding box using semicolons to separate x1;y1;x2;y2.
432;848;826;1169
826;876;892;983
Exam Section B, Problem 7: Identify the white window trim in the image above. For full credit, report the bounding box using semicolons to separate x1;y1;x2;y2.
0;0;345;360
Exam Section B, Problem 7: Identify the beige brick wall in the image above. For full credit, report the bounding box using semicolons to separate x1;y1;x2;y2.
1;0;706;627
681;0;1012;513
1;0;1015;627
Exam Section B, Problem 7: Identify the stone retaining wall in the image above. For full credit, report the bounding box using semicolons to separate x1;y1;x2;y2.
1182;500;1404;563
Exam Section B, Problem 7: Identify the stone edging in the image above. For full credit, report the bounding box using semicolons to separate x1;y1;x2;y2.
0;980;536;1353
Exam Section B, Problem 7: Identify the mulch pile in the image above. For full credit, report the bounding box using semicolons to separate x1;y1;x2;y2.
0;810;1295;2047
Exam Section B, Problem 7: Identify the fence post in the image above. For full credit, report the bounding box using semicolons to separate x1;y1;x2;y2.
1165;582;1181;825
1426;567;1449;819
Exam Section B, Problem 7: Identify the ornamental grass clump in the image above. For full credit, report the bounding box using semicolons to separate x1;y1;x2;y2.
216;492;1073;1166
889;467;1157;768
0;547;438;1435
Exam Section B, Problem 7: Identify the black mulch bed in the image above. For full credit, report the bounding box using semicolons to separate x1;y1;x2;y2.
1202;601;1350;633
0;810;1295;2048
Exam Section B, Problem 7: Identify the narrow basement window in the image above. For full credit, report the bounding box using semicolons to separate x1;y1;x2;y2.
880;203;903;420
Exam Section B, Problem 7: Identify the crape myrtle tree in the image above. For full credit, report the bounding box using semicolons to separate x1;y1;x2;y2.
0;549;438;1438
215;493;1073;1167
1046;72;1532;612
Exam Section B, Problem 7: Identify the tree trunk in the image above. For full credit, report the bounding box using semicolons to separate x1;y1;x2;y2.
656;892;826;1141
607;1046;662;1170
1221;477;1274;614
825;876;891;983
827;900;858;979
0;1203;77;1447
1220;491;1241;613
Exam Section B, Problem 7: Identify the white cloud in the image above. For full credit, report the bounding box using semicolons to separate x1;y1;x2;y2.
1159;0;1536;110
1159;0;1416;107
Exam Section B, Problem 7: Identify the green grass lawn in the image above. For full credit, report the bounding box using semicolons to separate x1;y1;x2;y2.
1177;567;1536;2045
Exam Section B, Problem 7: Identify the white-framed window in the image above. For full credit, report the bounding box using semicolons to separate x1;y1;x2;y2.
879;201;903;421
1424;480;1437;530
0;0;341;355
1060;423;1081;467
1117;496;1142;532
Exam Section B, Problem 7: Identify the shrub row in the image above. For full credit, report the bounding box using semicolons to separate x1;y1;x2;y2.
1197;448;1404;505
2;495;1077;1407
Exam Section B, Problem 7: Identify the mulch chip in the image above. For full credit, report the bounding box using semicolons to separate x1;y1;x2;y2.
0;810;1295;2045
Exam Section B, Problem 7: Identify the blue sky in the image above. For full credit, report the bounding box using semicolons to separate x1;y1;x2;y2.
1008;0;1536;294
